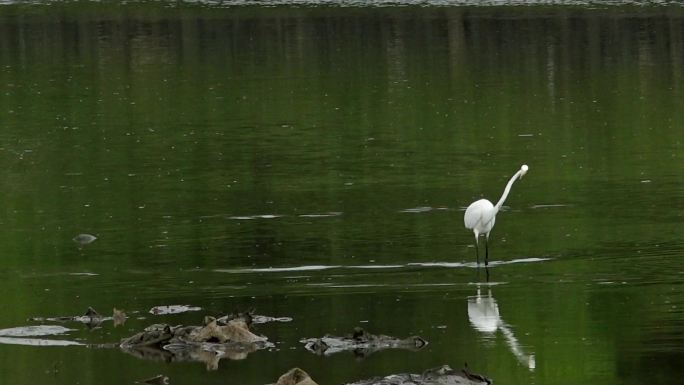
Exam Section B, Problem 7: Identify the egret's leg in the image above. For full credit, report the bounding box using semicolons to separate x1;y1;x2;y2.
474;232;480;265
485;234;489;266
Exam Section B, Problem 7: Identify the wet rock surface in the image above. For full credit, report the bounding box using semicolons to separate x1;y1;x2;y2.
270;366;491;385
275;368;319;385
120;315;273;370
345;365;491;385
301;327;427;357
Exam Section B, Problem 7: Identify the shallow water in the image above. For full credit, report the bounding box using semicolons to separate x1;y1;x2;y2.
1;1;684;384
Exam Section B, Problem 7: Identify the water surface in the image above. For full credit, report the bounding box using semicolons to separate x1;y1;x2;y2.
1;2;684;384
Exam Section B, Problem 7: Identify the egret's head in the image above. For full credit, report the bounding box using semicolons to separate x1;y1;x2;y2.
519;164;529;179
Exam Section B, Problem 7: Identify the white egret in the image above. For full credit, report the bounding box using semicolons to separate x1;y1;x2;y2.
464;164;528;265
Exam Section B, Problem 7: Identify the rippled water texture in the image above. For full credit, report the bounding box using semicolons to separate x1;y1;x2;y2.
1;2;684;385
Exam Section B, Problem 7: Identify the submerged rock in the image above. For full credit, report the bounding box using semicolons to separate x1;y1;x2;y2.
120;324;177;348
276;368;319;385
348;365;491;385
188;317;267;344
120;316;273;370
301;327;427;358
270;365;491;385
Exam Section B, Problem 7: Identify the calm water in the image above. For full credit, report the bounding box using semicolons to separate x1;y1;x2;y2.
1;2;684;384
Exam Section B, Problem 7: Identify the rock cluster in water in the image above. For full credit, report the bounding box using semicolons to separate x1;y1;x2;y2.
301;326;427;357
271;365;492;385
120;314;273;370
24;308;492;384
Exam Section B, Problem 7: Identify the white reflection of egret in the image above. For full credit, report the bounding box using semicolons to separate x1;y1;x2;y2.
467;286;535;370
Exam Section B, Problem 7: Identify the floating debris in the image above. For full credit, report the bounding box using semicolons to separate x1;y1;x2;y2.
0;325;73;337
73;233;97;245
216;311;293;326
136;374;170;385
301;327;427;358
29;307;112;329
0;324;82;347
113;308;127;327
253;315;292;324
149;305;202;315
0;336;84;347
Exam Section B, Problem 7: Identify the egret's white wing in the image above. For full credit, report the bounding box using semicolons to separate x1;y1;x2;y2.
464;199;494;229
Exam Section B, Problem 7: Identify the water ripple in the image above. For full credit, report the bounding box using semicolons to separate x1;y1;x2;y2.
410;257;551;268
215;265;340;273
228;214;282;220
213;257;550;274
530;204;570;209
399;206;449;213
298;212;342;218
400;206;433;213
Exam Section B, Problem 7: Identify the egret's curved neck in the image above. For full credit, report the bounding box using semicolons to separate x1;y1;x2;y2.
494;170;523;212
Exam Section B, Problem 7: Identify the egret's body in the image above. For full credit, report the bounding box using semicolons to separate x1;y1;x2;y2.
464;165;528;265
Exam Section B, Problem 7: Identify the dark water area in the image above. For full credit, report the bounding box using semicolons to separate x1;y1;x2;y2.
1;2;684;384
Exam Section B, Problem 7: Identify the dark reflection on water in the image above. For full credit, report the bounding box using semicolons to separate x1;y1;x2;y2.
1;3;684;385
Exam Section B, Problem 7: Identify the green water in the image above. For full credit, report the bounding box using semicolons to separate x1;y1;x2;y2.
1;2;684;384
